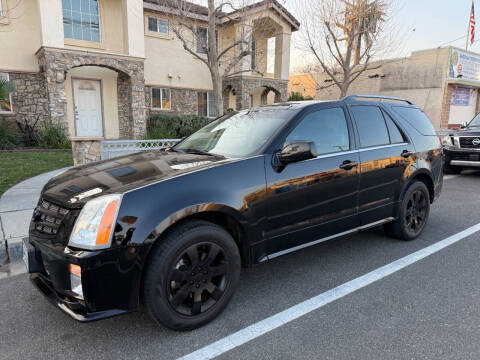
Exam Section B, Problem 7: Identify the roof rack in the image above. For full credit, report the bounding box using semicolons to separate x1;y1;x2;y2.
343;94;414;105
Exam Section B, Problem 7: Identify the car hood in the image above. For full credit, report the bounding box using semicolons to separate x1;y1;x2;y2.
41;151;233;207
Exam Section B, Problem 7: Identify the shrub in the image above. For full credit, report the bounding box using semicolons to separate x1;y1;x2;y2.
37;120;71;149
146;114;212;139
288;92;314;101
0;118;21;150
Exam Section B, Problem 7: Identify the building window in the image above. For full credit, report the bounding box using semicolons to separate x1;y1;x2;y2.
62;0;100;42
196;28;218;54
151;88;171;110
198;92;216;117
196;27;207;54
0;73;12;113
148;16;168;34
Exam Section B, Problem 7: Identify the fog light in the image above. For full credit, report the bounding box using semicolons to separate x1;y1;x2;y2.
69;264;83;298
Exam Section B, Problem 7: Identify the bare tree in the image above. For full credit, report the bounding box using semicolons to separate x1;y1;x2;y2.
0;0;22;25
157;0;279;116
296;0;399;98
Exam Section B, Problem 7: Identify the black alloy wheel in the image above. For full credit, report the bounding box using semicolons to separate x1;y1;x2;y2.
404;189;428;237
143;220;241;331
167;242;229;316
384;180;430;241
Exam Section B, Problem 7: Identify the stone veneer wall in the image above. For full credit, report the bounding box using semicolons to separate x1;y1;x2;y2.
145;86;199;118
36;46;146;138
1;72;49;126
223;76;289;111
71;139;102;165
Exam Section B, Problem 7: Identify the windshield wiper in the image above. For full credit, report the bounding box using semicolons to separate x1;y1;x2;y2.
180;149;219;156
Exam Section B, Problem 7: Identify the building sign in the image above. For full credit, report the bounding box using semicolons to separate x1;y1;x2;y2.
450;86;473;106
448;48;480;82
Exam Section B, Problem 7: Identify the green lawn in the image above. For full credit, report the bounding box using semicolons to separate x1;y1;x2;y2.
0;150;73;197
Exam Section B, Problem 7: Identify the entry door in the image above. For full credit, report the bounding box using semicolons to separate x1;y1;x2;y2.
265;106;360;256
73;79;103;137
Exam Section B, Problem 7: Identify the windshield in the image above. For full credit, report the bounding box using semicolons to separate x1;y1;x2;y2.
173;108;296;157
469;112;480;127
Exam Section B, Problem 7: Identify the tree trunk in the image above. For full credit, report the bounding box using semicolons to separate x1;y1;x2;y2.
207;0;223;117
211;71;224;117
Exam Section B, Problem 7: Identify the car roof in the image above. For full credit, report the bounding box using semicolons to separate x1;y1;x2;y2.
252;95;417;112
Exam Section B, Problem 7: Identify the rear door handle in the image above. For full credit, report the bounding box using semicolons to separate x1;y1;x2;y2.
339;160;359;170
401;150;413;158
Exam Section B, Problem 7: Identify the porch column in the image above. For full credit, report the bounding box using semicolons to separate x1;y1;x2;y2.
274;33;291;80
36;48;68;130
122;0;145;58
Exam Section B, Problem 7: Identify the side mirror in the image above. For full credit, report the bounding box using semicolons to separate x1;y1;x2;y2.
277;141;318;165
461;121;468;129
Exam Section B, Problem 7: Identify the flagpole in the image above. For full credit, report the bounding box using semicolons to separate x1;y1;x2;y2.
467;0;474;50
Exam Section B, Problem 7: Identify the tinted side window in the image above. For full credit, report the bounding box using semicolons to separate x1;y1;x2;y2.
383;111;406;144
351;106;389;148
392;106;436;135
286;108;350;155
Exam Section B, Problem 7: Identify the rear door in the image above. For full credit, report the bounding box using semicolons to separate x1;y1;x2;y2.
349;105;415;225
265;105;360;256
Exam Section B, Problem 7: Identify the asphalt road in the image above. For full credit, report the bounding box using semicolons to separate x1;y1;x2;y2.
1;172;480;360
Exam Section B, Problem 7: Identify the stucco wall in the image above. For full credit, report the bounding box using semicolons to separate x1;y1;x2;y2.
144;12;213;90
65;66;119;139
314;48;451;129
0;0;42;72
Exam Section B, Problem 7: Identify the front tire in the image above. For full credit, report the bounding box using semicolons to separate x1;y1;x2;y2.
384;181;430;241
143;220;241;331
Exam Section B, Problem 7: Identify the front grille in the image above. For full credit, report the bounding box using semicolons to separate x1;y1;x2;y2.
33;199;69;235
450;153;480;161
459;137;480;149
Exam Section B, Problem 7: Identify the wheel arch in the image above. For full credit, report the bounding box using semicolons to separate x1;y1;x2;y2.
143;204;251;267
401;169;435;204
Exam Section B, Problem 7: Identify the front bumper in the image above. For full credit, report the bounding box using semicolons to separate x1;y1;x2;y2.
25;236;142;322
444;148;480;167
30;272;127;322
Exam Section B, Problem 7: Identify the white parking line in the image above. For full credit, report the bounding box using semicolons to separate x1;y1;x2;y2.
177;222;480;360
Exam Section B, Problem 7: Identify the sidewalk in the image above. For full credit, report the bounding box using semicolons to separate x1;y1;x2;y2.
0;167;70;260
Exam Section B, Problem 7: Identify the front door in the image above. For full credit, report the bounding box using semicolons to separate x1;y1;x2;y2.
265;106;360;256
73;79;103;137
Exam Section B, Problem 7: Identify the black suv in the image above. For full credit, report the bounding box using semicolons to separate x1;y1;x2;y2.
442;113;480;173
23;95;443;330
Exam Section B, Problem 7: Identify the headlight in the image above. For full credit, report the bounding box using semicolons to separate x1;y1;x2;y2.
68;194;122;250
442;135;453;146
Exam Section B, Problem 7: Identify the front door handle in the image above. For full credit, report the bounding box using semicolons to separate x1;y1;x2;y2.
339;160;359;170
401;150;413;158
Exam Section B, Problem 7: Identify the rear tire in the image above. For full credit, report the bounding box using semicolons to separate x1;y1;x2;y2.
143;220;241;331
384;181;430;241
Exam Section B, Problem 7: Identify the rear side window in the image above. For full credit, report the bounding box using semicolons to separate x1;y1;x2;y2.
392;106;436;135
350;106;390;148
383;110;406;144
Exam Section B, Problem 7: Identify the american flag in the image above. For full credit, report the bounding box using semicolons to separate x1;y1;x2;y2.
470;1;476;45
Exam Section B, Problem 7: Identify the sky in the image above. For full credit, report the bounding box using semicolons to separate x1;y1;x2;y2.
285;0;480;70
